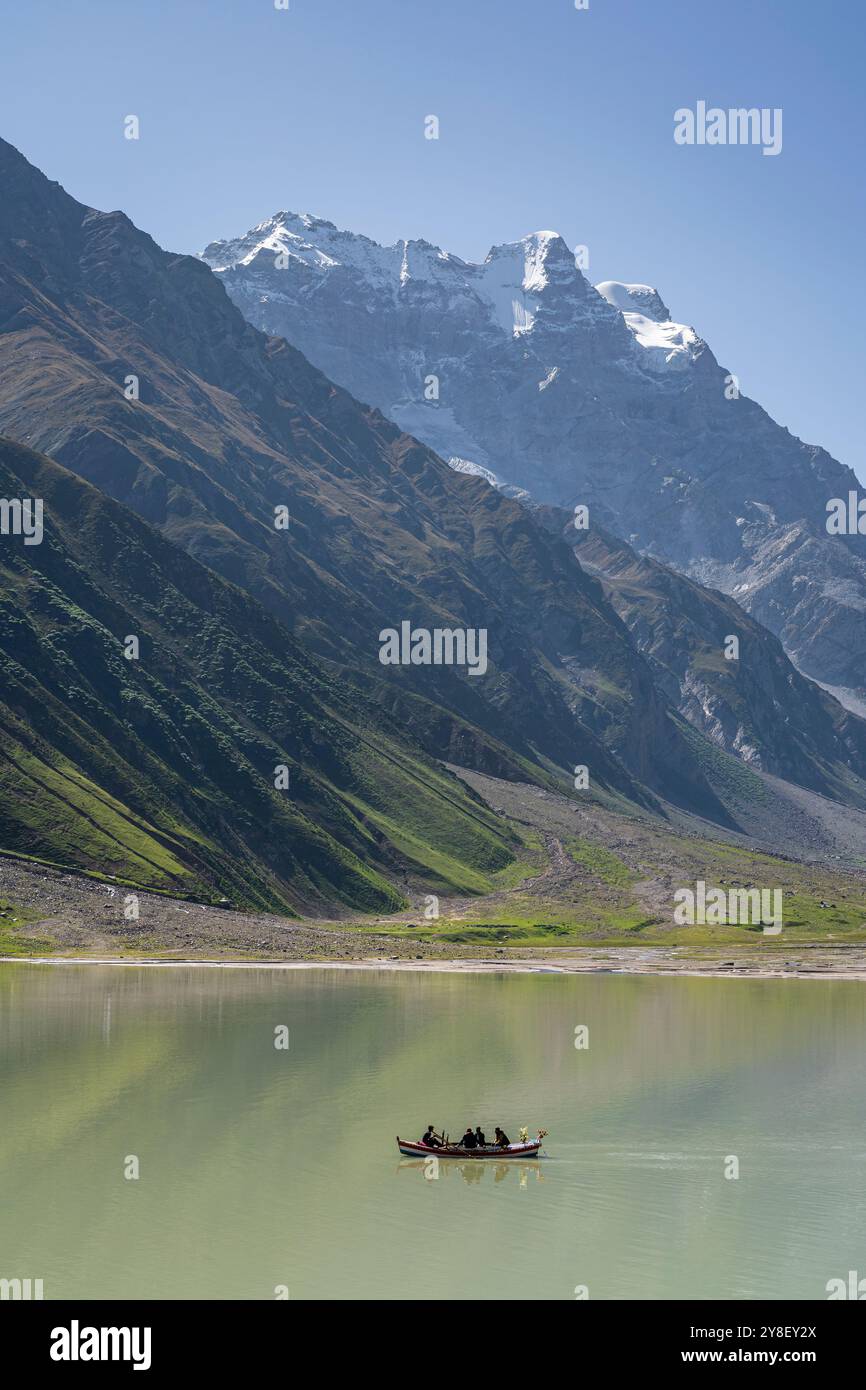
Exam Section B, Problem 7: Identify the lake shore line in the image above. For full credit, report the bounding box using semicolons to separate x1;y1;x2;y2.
4;948;866;981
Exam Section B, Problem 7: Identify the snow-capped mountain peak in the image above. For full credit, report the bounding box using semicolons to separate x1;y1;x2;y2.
473;230;592;335
199;211;709;479
198;206;866;694
202;213;706;373
201;210;406;284
203;215;603;338
484;230;573;284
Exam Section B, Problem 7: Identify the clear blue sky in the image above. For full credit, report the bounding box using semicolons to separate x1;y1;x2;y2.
2;0;864;478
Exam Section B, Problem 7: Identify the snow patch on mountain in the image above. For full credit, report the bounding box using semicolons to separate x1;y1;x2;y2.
448;456;500;487
595;280;701;369
595;281;670;322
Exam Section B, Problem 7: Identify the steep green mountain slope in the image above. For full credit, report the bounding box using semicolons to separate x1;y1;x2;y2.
0;435;520;912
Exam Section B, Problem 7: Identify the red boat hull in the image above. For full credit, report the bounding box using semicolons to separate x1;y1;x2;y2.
396;1137;542;1160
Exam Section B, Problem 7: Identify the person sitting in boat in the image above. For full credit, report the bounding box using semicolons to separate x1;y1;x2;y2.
422;1124;443;1149
493;1127;511;1148
460;1126;478;1149
474;1126;487;1148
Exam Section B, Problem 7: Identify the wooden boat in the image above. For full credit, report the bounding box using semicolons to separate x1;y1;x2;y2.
397;1136;543;1160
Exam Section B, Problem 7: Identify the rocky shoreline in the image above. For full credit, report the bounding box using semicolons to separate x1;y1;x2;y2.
3;856;866;978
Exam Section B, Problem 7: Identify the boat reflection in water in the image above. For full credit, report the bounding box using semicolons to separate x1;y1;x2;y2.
397;1158;545;1187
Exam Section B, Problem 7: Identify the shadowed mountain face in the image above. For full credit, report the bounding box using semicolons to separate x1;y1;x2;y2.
0;136;730;821
0;434;526;913
201;212;866;694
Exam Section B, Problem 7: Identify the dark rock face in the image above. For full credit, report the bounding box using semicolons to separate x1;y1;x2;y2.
558;518;866;808
202;213;866;691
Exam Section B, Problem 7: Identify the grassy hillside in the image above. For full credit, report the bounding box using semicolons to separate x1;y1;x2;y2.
347;769;866;949
0;436;520;912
